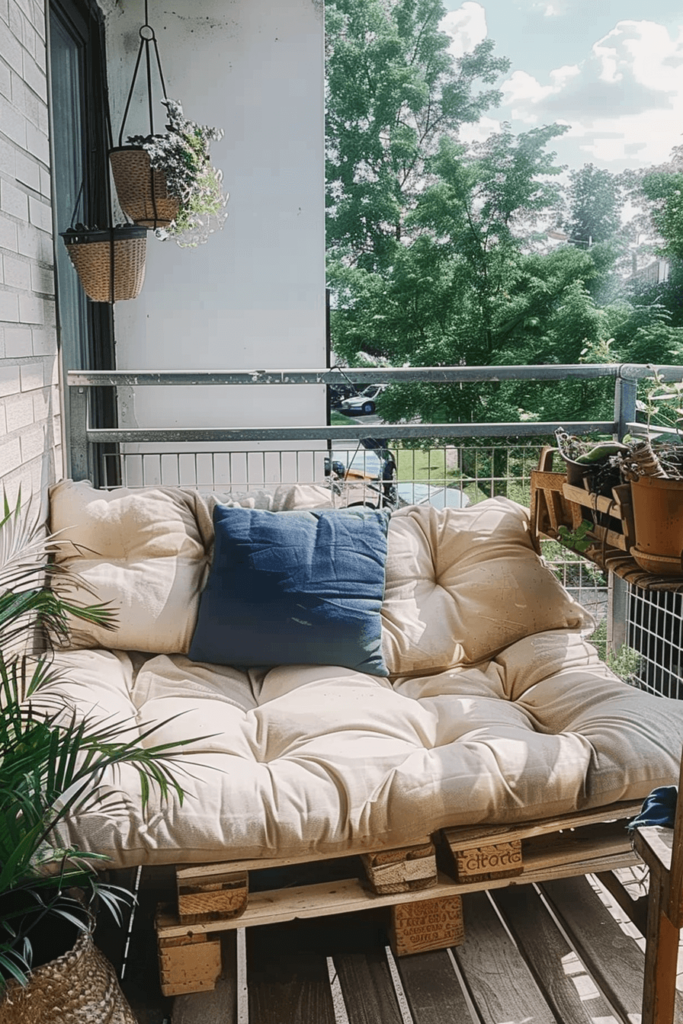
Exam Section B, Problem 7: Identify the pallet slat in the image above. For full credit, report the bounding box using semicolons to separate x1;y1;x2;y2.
442;801;641;853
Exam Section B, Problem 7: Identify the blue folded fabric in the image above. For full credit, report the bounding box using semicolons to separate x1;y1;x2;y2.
189;506;391;675
626;785;678;832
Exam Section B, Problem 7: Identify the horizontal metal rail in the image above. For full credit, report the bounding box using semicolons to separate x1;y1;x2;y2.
67;363;681;387
86;421;616;444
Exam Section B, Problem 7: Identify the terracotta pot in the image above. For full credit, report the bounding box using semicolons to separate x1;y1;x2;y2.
630;474;683;575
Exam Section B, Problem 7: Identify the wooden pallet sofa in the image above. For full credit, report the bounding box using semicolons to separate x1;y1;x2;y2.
44;479;683;998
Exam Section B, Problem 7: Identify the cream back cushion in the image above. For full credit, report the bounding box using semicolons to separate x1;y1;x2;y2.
381;498;591;674
49;481;210;653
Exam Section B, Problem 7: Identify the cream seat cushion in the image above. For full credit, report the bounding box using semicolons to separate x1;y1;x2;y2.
49;634;683;868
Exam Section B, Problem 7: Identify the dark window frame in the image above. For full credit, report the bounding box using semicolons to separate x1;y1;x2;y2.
49;0;118;484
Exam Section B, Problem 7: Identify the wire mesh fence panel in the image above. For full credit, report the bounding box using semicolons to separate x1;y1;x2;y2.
626;586;683;699
102;440;609;636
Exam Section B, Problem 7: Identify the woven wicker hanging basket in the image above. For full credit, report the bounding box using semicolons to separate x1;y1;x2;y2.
61;225;147;303
0;926;137;1024
110;146;180;229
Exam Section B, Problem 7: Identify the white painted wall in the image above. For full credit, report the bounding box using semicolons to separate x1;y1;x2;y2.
104;0;326;431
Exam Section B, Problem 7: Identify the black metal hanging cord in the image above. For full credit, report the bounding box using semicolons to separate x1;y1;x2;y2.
118;0;169;147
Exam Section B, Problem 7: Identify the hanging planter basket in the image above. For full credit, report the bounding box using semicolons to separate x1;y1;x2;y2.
61;224;147;303
0;923;136;1024
110;145;179;229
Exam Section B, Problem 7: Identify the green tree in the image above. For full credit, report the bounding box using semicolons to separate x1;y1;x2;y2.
325;0;510;270
563;163;623;246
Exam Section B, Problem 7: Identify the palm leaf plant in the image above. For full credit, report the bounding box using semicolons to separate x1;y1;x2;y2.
0;493;194;988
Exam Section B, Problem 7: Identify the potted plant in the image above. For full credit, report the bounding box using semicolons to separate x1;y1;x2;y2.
0;494;190;1016
110;99;228;246
61;223;147;303
619;372;683;575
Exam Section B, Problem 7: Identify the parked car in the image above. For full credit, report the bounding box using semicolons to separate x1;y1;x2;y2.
338;384;385;416
328;383;356;408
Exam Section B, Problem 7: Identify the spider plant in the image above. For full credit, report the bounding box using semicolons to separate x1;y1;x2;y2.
0;493;193;988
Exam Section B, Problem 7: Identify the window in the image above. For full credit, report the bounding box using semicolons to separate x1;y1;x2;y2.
49;0;117;483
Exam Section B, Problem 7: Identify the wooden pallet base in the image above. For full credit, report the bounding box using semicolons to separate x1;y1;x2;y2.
155;800;642;993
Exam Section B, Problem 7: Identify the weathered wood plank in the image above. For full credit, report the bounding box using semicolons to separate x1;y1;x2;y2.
175;839;432;879
594;869;648;934
541;875;649;1022
246;925;336;1024
443;801;641;853
454;891;557;1024
334;951;404;1024
396;949;473;1024
493;885;617;1024
642;862;681;1024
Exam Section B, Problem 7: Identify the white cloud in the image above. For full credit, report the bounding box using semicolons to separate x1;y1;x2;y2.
439;2;488;60
498;19;683;165
459;116;502;145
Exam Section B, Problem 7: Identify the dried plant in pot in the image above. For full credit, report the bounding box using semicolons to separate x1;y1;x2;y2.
61;223;147;303
0;494;191;1015
112;99;228;246
554;429;626;494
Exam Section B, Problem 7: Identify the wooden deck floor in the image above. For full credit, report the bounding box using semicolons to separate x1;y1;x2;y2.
96;864;683;1024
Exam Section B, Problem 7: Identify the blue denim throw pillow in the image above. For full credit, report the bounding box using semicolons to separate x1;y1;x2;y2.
188;506;390;676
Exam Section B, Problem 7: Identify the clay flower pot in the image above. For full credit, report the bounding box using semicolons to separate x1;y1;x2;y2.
630;474;683;575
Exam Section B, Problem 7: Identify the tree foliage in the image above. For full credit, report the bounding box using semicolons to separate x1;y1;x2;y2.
326;0;683;427
326;0;510;269
563;163;622;246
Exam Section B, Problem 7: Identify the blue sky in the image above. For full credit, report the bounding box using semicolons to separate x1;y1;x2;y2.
441;1;683;170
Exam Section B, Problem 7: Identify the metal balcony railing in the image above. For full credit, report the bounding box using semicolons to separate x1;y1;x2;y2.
66;363;683;699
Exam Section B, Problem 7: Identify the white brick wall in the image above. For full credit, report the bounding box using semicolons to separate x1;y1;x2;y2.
0;0;60;503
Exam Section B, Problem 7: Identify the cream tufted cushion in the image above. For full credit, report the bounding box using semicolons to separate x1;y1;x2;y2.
49;635;683;868
381;499;590;674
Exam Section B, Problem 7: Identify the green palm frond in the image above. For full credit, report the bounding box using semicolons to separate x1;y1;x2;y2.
0;491;203;988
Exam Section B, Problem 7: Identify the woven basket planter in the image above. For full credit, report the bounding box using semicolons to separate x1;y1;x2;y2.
0;927;136;1024
62;225;147;303
110;146;180;229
